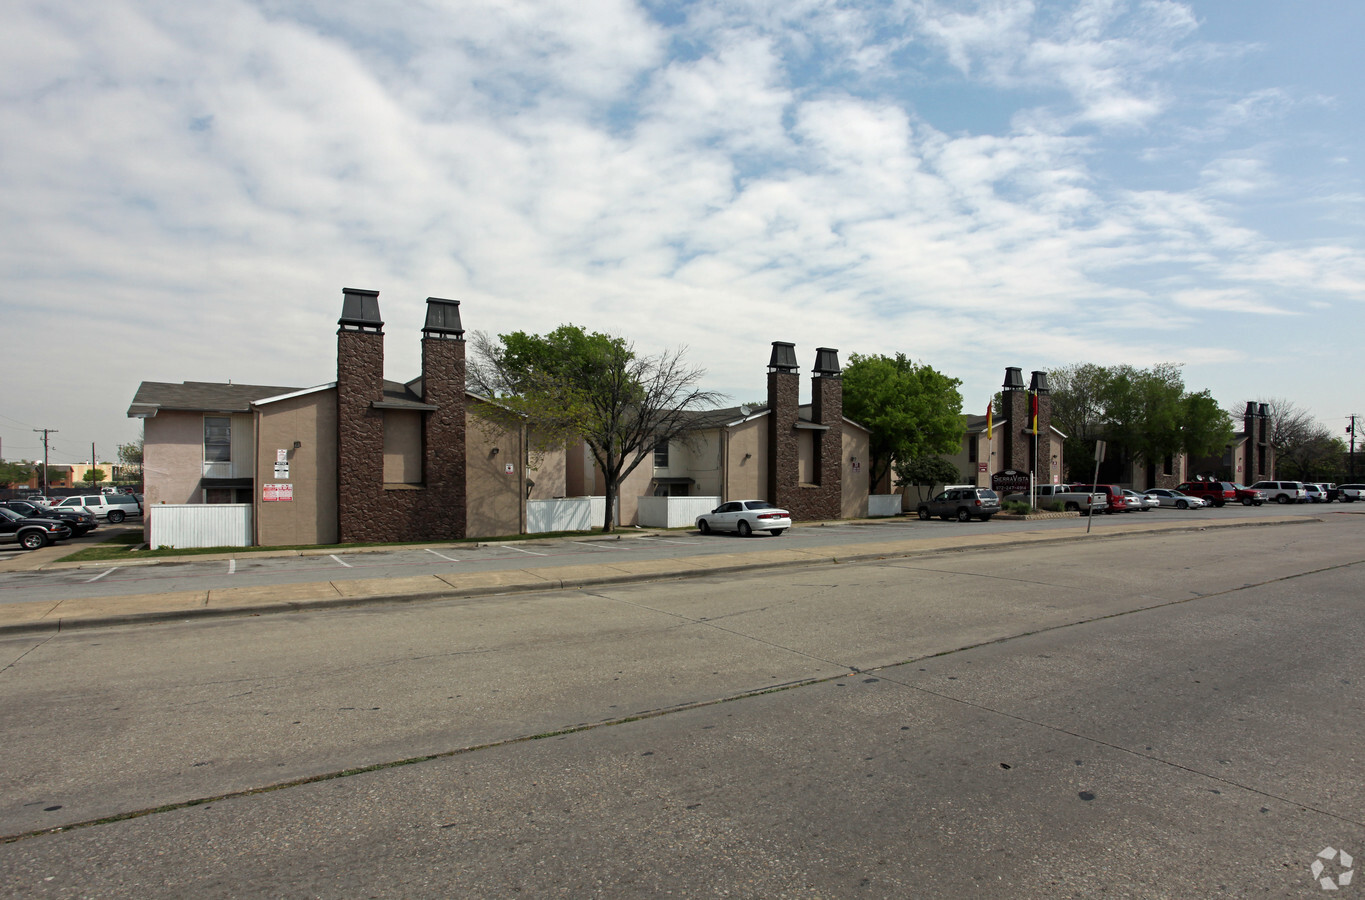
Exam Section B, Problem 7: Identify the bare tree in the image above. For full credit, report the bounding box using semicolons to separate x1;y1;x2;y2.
469;325;723;532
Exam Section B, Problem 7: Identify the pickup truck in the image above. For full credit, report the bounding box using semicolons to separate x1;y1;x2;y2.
1004;483;1108;514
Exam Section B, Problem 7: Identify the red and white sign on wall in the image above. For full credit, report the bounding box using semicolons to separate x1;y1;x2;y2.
263;483;293;502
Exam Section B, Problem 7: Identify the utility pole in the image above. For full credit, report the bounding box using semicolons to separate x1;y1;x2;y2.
92;442;97;490
33;428;57;496
1348;415;1359;480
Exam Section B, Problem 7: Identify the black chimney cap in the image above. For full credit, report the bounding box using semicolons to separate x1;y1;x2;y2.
813;347;841;377
1258;402;1270;418
422;297;464;340
1003;367;1025;391
1029;370;1049;393
1245;401;1257;418
769;342;798;373
338;288;383;333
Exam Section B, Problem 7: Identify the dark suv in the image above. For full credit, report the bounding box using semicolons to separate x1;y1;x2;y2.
0;506;73;550
1176;481;1238;508
0;499;98;536
917;488;1000;522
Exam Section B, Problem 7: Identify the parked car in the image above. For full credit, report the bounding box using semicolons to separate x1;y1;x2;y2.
0;506;73;550
1249;481;1308;504
0;499;98;536
53;493;143;523
1123;490;1159;511
1304;483;1328;503
1337;484;1365;503
696;500;791;536
917;487;1001;522
1142;488;1205;509
1175;481;1238;508
1003;483;1106;514
1229;484;1266;506
1069;484;1132;513
1317;483;1339;502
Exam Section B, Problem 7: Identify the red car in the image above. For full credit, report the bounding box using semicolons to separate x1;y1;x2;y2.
1069;484;1131;513
1176;481;1238;508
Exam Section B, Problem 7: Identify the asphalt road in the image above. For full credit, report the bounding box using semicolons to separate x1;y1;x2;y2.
1;513;1361;897
0;500;1332;607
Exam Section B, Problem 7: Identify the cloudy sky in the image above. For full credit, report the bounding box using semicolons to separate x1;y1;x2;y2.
2;0;1362;465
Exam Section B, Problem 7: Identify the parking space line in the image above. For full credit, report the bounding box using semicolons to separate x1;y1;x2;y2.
635;536;704;545
329;554;353;568
228;559;236;575
502;545;547;556
425;548;460;562
85;567;117;584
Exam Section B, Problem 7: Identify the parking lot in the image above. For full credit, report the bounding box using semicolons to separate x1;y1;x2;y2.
0;501;1340;609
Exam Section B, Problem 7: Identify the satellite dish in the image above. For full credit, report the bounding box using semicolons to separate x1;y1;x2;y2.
740;404;752;416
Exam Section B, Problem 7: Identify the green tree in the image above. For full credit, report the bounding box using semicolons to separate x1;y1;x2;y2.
894;455;963;503
1050;362;1232;480
0;460;34;488
841;353;964;490
82;468;106;487
469;325;722;532
118;440;143;466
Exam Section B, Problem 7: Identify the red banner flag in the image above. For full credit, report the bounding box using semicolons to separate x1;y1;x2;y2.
986;401;993;440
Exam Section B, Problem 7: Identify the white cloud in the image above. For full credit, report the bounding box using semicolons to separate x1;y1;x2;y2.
1;0;1364;456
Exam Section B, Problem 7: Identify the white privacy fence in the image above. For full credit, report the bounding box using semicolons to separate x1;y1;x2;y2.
149;504;252;549
526;496;608;533
636;496;722;529
868;494;904;517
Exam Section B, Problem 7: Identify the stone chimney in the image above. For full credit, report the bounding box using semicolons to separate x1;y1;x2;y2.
420;298;467;538
1001;367;1029;473
336;288;385;542
767;342;799;508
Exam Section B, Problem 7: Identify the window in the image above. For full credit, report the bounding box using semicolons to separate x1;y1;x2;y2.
968;437;978;463
204;417;231;463
653;439;669;468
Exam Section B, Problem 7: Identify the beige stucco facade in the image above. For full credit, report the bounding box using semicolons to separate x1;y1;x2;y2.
254;388;339;546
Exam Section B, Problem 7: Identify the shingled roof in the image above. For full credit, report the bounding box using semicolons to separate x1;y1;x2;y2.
127;381;303;418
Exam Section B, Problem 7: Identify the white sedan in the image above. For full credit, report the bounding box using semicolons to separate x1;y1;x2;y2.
696;500;792;537
1142;488;1207;509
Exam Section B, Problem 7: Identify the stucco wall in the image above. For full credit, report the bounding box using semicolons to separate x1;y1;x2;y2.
382;410;423;485
841;426;870;519
466;403;524;538
724;418;767;502
255;390;338;546
144;411;212;507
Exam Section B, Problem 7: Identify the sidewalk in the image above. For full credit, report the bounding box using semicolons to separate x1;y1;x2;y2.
0;515;1316;636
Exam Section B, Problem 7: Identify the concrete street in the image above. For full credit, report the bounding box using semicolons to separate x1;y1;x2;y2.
1;511;1362;897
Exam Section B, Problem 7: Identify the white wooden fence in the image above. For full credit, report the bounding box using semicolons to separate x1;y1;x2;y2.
149;504;252;549
526;497;608;533
868;494;904;517
636;496;722;529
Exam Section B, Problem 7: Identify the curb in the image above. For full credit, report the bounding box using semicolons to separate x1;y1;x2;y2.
0;516;1319;636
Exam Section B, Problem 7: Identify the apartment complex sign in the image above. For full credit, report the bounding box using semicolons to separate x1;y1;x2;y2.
263;483;293;502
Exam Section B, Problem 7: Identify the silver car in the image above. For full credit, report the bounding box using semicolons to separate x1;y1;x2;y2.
1142;489;1206;509
696;500;792;537
1123;490;1159;511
